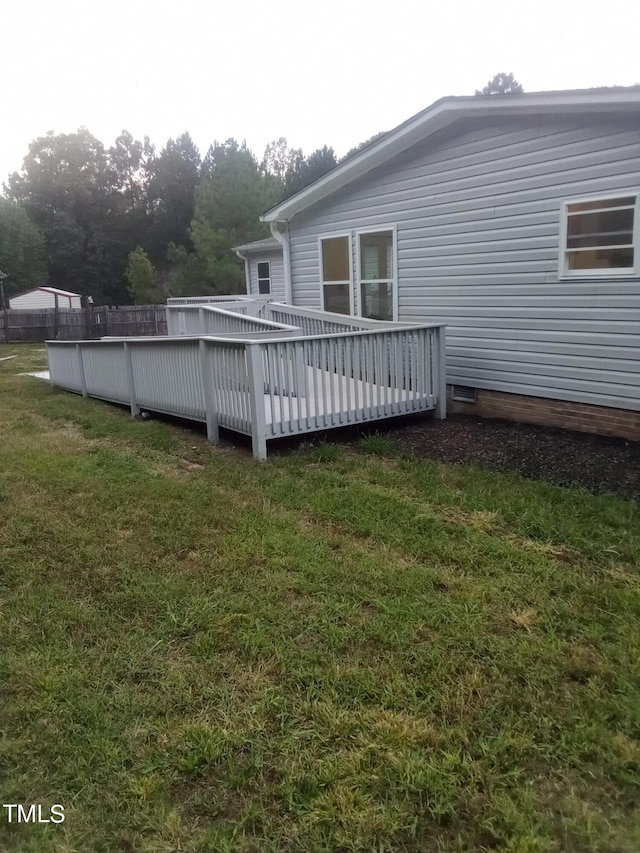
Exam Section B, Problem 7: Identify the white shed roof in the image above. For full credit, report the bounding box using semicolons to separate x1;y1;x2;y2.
11;286;81;299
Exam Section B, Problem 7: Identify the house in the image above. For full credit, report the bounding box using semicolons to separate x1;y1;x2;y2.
9;286;82;310
248;87;640;442
233;237;286;300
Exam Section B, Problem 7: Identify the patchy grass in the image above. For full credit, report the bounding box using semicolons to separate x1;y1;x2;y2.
1;344;640;852
357;431;397;456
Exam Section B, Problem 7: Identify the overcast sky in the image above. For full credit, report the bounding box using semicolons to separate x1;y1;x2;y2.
1;0;639;185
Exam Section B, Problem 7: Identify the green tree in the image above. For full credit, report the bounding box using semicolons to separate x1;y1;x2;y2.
284;146;338;197
0;197;47;299
166;242;216;297
109;130;153;217
7;129;122;302
475;72;524;95
125;246;161;304
108;131;154;249
146;133;201;262
190;140;278;293
341;131;387;162
261;137;302;186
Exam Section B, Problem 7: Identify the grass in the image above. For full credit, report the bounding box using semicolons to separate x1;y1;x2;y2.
1;343;639;852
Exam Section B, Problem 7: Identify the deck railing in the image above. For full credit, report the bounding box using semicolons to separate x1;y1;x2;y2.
47;322;445;459
165;304;300;337
262;302;395;334
166;295;271;316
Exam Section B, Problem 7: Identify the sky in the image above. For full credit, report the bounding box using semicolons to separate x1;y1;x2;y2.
1;0;639;185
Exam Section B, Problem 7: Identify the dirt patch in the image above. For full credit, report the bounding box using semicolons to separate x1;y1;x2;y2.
385;415;640;501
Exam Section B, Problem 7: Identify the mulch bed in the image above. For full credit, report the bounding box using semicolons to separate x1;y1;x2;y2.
385;414;640;501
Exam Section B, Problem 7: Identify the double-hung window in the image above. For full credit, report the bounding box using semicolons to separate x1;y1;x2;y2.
320;235;352;314
357;228;397;320
257;261;271;294
561;194;638;277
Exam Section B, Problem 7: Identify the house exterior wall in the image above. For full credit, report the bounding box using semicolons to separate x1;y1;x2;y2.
246;250;285;300
9;289;82;310
286;115;640;414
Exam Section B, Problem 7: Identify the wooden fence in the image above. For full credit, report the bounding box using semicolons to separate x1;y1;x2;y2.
0;305;167;343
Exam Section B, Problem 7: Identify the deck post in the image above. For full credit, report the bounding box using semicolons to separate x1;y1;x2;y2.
246;342;267;460
198;307;206;334
199;339;219;445
76;344;88;397
123;342;140;417
435;325;447;420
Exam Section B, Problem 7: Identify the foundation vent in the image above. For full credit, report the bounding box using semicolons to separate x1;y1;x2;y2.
451;385;478;403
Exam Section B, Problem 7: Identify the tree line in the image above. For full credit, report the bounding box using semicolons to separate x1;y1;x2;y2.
0;131;346;305
0;73;525;305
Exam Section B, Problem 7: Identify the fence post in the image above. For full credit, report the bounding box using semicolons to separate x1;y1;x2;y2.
199;339;219;445
54;294;59;339
76;344;88;397
103;307;110;337
123;342;140;416
435;325;447;420
246;342;267;460
84;302;91;339
2;309;8;344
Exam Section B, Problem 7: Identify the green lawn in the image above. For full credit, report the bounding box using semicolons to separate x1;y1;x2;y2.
1;344;639;852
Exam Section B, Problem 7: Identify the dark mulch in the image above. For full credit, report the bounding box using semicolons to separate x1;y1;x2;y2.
384;414;640;501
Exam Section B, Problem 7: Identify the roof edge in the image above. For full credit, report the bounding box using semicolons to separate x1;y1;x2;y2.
261;87;640;223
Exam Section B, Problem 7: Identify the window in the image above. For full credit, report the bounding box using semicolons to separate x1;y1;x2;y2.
357;229;396;320
320;235;351;314
257;261;271;294
561;194;638;277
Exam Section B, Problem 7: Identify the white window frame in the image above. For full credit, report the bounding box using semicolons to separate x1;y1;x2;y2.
559;191;639;279
256;260;271;295
355;225;398;321
318;232;354;315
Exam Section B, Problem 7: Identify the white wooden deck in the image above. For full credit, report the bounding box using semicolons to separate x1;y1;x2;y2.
46;300;446;459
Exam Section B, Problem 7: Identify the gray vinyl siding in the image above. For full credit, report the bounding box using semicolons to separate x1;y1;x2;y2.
247;250;285;300
287;115;640;411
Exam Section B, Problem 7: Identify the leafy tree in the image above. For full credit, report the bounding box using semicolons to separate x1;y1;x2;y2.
284;146;338;197
166;242;216;297
146;133;201;262
109;130;153;217
125;246;161;303
190;139;279;293
6;128;122;302
475;72;524;95
108;131;155;247
261;137;302;185
0;197;47;299
341;131;387;162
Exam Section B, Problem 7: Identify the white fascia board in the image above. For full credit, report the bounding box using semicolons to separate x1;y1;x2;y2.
261;89;640;224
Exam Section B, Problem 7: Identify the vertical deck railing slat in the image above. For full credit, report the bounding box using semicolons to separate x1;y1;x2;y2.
310;340;319;431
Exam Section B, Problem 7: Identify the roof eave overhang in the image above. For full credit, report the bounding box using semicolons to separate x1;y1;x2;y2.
260;89;640;224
